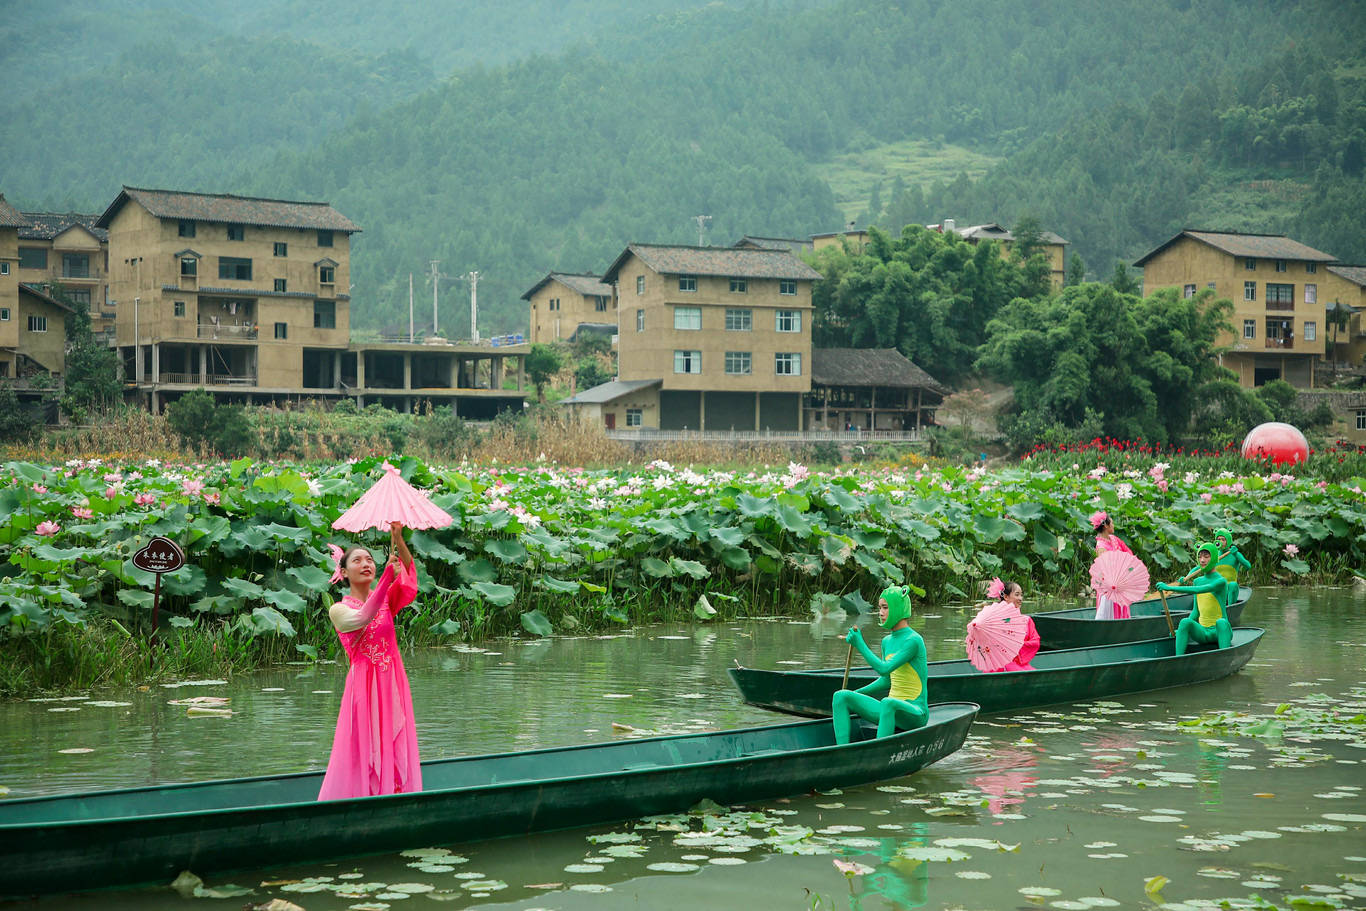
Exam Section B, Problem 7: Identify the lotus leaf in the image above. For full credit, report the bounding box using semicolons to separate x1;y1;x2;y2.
520;608;552;636
717;546;751;570
485;538;529;564
470;581;516;607
457;558;498;584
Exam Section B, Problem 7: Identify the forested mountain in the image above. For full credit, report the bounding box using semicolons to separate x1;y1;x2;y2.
3;0;1363;337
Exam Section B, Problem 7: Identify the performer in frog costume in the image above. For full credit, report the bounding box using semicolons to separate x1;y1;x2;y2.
1157;543;1233;655
832;585;929;745
1178;527;1249;606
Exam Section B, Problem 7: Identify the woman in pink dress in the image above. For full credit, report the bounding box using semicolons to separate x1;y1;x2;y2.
976;578;1040;671
1090;511;1133;620
318;521;422;801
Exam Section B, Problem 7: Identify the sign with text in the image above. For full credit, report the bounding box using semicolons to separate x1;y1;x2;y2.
133;537;186;575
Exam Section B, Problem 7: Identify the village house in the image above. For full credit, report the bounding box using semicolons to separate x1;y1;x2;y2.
1135;229;1339;389
806;348;947;432
930;221;1069;289
17;212;111;337
98;186;527;416
522;271;614;345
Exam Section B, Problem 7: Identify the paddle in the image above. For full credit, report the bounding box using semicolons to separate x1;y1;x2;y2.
1158;589;1175;636
841;642;854;690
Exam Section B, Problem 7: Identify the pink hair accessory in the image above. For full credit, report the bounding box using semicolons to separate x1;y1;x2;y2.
328;542;346;584
1089;510;1108;530
986;577;1005;599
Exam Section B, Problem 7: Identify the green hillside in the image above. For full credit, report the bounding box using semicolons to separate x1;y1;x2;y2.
819;140;1000;225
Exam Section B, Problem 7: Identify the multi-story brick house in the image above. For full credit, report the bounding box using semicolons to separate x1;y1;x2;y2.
1322;265;1366;374
17;213;111;337
577;244;822;430
1135;230;1339;388
97;186;527;416
935;222;1069;289
522;272;614;345
0;195;27;381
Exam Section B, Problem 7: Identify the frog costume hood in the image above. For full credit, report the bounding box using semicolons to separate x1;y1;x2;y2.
880;585;912;629
1214;527;1233;548
1195;542;1220;569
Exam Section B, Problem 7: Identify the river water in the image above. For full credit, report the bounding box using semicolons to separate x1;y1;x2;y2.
3;587;1364;910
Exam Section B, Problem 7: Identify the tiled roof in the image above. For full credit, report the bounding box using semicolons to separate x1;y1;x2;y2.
96;186;360;233
811;348;947;393
520;271;612;300
956;223;1069;246
734;235;814;253
1328;265;1366;288
1135;230;1337;266
602;244;822;284
18;282;76;314
0;194;29;228
561;378;660;404
18;212;107;242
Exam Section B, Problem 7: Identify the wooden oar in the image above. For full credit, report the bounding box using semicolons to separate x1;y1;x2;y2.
1158;589;1175;636
841;642;854;690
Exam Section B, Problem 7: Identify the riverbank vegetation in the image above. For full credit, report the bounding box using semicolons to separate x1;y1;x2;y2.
2;451;1362;695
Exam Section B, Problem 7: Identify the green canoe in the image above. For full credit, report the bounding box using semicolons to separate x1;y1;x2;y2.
729;627;1264;719
1033;586;1251;650
0;703;978;898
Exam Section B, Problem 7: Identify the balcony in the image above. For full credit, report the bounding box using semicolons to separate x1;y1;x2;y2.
157;372;258;387
1265;336;1295;349
197;323;258;340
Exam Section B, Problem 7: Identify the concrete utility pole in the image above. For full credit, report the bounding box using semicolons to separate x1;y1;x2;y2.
693;214;712;247
428;260;443;335
408;273;414;343
462;270;481;342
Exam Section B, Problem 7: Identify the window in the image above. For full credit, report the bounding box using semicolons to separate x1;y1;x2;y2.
274;278;287;292
27;315;47;332
18;248;46;269
1306;262;1317;274
274;322;288;340
548;298;560;312
0;308;8;321
178;220;195;238
1358;411;1366;432
180;257;197;277
1305;321;1317;341
1245;258;1256;270
673;350;701;374
68;288;91;307
317;230;333;247
174;300;186;317
0;263;7;275
729;278;748;293
636;275;645;295
725;308;752;331
626;408;642;427
674;306;701;330
1207;282;1217;290
219;256;252;280
725;351;752;375
678;275;697;292
1243;319;1256;339
635;309;644;332
774;352;802;376
1243;281;1257;302
1275;259;1287;272
1183;284;1196;298
62;253;89;278
1266;283;1294;310
273;242;288;257
1305;283;1317;304
227;224;245;241
1266;318;1292;346
314;300;335;329
779;279;797;295
319;265;335;284
776;309;802;332
594;296;608;312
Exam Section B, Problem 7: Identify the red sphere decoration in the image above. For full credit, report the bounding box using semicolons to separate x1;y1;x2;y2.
1241;422;1309;466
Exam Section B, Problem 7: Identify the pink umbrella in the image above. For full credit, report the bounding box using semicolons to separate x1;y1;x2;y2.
1089;550;1149;607
332;462;453;532
965;601;1029;672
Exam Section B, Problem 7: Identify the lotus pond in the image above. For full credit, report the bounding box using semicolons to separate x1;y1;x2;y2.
2;585;1364;910
3;455;1364;694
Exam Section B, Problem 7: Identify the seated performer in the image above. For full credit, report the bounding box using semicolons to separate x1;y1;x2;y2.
994;580;1040;672
1157;543;1232;656
832;586;929;745
1213;526;1250;606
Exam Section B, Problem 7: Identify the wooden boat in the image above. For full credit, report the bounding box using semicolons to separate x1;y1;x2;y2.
1033;585;1251;650
729;627;1264;719
0;703;978;898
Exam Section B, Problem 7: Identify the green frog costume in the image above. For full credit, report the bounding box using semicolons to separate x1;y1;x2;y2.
1213;526;1250;606
1157;542;1233;655
832;585;929;745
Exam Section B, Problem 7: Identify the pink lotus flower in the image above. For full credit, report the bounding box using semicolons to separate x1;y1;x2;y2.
1156;479;1169;492
182;479;205;496
833;859;872;877
134;493;157;506
103;472;122;484
32;484;47;494
1284;543;1299;556
71;506;93;519
1317;480;1328;490
35;521;60;536
203;492;220;505
105;486;119;499
1200;493;1213;503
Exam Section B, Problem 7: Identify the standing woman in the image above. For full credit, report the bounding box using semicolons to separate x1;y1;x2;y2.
318;521;422;801
1090;511;1134;620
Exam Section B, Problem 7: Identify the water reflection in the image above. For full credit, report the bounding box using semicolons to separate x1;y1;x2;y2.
849;832;931;911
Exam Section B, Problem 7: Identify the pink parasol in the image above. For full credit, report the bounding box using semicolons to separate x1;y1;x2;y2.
1089;550;1149;607
965;601;1029;672
332;462;453;532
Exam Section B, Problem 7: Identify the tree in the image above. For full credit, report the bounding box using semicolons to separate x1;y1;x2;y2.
49;283;120;420
166;389;253;456
1065;251;1087;286
1110;262;1141;296
524;343;565;403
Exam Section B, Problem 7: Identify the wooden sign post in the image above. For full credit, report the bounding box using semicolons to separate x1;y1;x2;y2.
133;536;186;642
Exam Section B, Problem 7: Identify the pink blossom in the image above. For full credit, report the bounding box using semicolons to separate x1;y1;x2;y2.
35;521;60;536
126;471;143;481
32;483;47;494
1201;492;1213;503
1316;480;1328;490
105;486;119;499
134;492;157;506
203;492;220;505
103;472;122;484
1231;482;1245;494
1156;479;1168;492
833;859;872;877
1215;484;1232;494
71;506;93;519
182;479;205;496
1283;543;1299;556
